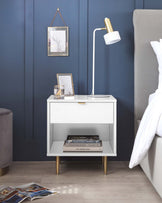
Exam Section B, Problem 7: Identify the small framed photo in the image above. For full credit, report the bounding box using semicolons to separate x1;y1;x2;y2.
57;73;74;96
48;27;69;56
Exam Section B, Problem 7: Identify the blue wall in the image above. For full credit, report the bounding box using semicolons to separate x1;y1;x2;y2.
0;0;161;161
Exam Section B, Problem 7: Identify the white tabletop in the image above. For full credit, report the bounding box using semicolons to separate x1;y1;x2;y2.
47;95;116;103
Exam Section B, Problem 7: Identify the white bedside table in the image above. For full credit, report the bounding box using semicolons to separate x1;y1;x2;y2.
47;95;117;174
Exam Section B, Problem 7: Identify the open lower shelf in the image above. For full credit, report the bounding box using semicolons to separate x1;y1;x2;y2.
47;141;116;157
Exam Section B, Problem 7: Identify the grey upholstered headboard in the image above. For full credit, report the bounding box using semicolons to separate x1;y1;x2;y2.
134;9;162;131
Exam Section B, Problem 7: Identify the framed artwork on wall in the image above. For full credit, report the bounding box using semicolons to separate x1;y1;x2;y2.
48;27;69;56
57;73;74;96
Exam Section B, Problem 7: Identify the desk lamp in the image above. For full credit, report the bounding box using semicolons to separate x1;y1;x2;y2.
91;18;121;97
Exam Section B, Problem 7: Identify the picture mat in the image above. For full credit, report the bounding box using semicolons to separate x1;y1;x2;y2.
50;30;66;52
58;75;73;95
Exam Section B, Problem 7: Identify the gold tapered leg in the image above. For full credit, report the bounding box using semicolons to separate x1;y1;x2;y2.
56;156;60;175
0;166;9;176
104;156;107;175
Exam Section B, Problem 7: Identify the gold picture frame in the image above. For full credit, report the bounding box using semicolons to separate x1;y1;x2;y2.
57;73;74;96
48;26;69;56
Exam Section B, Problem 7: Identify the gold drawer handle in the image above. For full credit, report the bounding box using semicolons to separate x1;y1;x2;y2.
78;102;86;104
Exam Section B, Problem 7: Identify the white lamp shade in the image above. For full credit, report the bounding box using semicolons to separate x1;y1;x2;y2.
104;31;121;45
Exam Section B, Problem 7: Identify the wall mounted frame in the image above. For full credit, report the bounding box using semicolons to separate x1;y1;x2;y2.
48;26;69;56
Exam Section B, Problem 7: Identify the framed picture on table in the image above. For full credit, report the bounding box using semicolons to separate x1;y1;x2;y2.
57;73;74;96
48;27;69;56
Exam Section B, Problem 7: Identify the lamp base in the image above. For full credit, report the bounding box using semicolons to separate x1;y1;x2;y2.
89;95;110;99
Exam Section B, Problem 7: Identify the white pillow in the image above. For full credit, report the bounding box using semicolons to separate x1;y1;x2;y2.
150;39;162;90
150;39;162;136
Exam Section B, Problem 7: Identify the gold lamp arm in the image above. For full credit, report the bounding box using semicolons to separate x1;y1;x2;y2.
104;18;113;33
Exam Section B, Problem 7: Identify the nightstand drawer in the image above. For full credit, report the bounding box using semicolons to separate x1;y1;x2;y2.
50;103;114;123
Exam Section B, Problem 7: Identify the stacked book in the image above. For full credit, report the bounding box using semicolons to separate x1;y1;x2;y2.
63;135;103;152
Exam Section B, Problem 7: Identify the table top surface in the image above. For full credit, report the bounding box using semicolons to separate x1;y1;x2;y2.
47;95;116;103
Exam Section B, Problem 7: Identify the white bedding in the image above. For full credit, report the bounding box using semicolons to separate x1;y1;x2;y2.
129;90;162;168
129;39;162;168
151;91;162;137
156;114;162;137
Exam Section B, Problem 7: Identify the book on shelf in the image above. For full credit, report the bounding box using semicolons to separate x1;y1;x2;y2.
66;135;100;143
64;142;102;147
63;135;103;152
63;145;103;152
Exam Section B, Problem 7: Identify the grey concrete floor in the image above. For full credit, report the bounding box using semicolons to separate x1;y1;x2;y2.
0;161;161;203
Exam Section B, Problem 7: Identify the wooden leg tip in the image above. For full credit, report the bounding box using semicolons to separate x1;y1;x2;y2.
103;156;107;175
56;156;60;175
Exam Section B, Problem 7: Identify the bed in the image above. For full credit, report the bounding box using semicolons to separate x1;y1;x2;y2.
134;9;162;198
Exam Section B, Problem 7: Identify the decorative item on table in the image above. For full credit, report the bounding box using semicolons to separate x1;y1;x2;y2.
90;17;121;98
57;73;74;96
63;135;103;152
48;8;69;56
54;85;64;99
